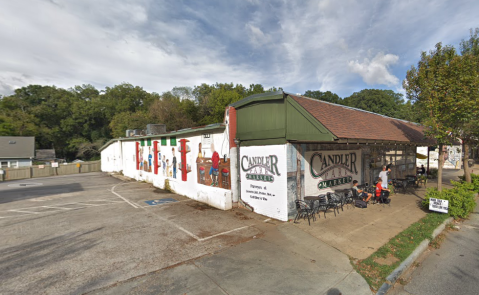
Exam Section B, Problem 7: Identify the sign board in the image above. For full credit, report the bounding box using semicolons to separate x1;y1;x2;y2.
38;165;45;169
305;150;362;195
51;162;59;168
0;170;4;175
201;134;212;147
429;198;449;213
240;145;288;221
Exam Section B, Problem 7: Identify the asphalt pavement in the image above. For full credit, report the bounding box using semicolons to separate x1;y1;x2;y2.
0;172;372;295
389;199;479;295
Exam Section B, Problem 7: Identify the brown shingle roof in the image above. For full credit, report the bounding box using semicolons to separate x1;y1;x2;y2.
290;94;433;144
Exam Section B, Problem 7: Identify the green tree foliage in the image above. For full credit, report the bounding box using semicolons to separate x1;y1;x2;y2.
0;82;283;160
303;89;420;122
343;89;422;122
303;90;342;104
404;35;479;186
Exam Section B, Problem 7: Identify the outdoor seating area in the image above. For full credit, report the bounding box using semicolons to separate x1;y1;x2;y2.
294;184;396;226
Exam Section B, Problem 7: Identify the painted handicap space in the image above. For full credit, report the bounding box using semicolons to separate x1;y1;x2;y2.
145;198;178;206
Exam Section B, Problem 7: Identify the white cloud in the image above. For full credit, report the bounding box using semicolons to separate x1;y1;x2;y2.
246;24;271;47
348;52;400;86
0;0;478;97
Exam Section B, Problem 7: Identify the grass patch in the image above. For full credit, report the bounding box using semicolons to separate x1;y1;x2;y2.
352;212;449;290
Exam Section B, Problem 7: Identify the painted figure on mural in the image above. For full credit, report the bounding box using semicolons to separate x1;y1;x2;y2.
162;155;166;176
196;142;203;162
139;147;143;170
166;159;171;177
172;148;177;179
209;143;220;186
148;147;152;172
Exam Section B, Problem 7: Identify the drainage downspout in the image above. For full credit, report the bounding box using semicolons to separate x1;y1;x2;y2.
236;139;254;212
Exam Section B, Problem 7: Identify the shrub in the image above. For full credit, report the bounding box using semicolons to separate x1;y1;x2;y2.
428;168;438;179
422;181;476;219
458;173;479;192
471;173;479;192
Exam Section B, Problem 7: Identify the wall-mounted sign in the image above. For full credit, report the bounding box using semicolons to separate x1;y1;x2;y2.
305;150;362;195
240;145;287;221
202;134;212;146
429;198;449;213
38;165;45;169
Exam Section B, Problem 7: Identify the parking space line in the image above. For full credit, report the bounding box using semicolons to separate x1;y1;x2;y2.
8;209;40;214
110;184;140;208
42;206;73;210
0;200;128;219
198;226;251;241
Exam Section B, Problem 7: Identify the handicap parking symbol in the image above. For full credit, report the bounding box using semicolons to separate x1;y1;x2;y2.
144;198;178;206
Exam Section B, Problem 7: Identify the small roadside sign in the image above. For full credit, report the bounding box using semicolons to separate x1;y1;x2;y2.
51;162;59;168
429;198;449;214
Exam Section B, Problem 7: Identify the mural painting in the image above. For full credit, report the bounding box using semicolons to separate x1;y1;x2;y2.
196;141;231;189
178;139;192;181
305;150;362;195
445;145;462;169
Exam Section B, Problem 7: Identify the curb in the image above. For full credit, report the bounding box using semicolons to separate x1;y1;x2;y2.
376;216;453;295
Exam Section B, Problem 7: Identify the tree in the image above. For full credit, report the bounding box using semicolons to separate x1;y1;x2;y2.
109;111;151;138
342;89;407;119
458;28;479;182
149;92;195;131
303;90;342;104
404;41;479;187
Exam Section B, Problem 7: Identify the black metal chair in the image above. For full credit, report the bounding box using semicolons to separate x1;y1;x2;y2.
312;194;328;218
326;192;342;216
378;191;391;207
343;189;355;208
294;200;315;225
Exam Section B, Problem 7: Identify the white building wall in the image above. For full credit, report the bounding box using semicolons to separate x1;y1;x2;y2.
101;141;122;172
239;144;288;221
101;130;233;210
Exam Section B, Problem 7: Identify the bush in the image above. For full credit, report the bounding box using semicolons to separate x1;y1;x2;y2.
429;168;438;179
423;181;476;219
471;173;479;192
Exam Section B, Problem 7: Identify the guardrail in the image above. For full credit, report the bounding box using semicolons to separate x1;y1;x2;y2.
0;161;101;181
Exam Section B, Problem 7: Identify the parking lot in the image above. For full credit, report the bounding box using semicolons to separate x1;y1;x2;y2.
0;173;263;295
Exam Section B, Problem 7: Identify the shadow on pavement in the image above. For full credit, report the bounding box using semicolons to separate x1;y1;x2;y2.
0;183;84;204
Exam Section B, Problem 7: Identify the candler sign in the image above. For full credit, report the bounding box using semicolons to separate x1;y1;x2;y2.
305;150;361;195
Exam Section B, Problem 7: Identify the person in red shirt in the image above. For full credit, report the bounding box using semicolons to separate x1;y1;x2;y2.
209;143;220;186
376;178;390;203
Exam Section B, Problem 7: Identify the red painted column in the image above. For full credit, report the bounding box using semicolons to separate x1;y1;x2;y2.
153;141;159;174
135;142;140;170
179;139;189;181
228;106;237;148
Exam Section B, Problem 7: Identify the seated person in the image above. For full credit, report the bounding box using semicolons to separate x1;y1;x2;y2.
352;180;373;202
420;165;426;175
376;178;390;202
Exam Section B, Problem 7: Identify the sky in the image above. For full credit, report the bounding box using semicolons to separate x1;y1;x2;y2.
0;0;478;98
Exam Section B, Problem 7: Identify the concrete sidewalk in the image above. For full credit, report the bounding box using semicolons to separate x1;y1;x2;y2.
89;222;372;295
